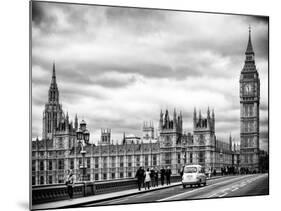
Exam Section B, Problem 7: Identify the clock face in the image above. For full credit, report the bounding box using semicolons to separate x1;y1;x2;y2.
244;83;253;95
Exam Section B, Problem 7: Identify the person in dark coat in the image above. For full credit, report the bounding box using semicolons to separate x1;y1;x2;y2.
160;166;165;186
180;166;185;177
135;167;144;191
65;169;75;199
150;168;155;187
165;166;172;185
154;167;159;187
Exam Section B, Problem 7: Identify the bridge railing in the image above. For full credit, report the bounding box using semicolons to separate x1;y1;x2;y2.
32;176;182;204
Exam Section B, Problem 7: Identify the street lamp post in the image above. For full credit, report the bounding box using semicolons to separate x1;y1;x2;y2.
77;128;90;181
220;149;223;176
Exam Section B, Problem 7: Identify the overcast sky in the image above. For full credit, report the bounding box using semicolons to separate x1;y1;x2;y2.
31;2;268;150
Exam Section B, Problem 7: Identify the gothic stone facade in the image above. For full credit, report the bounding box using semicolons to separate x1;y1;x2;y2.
31;30;264;185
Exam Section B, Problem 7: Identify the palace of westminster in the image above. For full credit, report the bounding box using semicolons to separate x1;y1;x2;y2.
31;29;263;185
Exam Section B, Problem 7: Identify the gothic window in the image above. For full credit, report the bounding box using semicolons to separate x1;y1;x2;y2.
190;153;193;164
165;153;171;165
103;157;107;168
145;155;149;166
199;134;205;145
111;157;116;168
95;174;99;180
70;159;74;169
58;174;64;183
249;104;254;116
87;158;91;168
48;175;53;184
103;173;107;180
40;176;44;185
39;161;44;171
153;155;157;166
199;151;205;163
32;176;35;185
48;160;52;171
58;138;63;148
94;158;99;168
177;153;181;164
111;173;115;179
58;159;64;170
32;160;36;172
120;156;124;167
136;155;140;167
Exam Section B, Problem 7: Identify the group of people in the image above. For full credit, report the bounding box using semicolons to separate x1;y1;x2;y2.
135;166;172;191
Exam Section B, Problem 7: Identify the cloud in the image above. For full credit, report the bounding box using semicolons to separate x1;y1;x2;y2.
31;2;268;151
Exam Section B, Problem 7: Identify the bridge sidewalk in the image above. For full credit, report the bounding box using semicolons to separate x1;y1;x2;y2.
32;176;222;210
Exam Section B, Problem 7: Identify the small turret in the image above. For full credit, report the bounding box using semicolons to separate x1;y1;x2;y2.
229;133;232;151
173;108;177;129
74;114;78;130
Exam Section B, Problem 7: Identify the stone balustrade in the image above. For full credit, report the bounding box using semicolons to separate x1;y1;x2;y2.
32;176;182;204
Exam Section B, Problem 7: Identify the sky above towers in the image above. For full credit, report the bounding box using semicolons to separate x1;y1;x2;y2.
31;2;269;150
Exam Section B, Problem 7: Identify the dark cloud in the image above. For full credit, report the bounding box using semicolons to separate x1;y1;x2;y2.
31;3;269;145
32;1;58;31
32;1;45;25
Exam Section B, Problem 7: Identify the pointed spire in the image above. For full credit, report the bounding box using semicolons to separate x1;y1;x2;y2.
51;62;57;85
207;106;210;118
229;133;232;151
160;109;163;121
122;132;126;145
74;114;78;130
246;25;254;55
193;107;197;120
199;109;202;119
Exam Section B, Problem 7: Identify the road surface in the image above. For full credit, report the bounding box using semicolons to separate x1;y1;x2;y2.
83;173;268;206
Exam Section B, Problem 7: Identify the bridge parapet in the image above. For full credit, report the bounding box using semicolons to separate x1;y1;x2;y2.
32;176;182;204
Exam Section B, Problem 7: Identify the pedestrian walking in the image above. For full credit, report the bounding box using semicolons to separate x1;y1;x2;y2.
180;166;185;177
135;167;144;191
208;168;212;179
150;167;155;187
154;167;159;187
160;166;165;186
65;169;75;199
144;168;151;190
165;166;172;185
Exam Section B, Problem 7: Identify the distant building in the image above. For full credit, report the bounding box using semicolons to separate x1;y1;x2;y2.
99;129;111;145
142;121;155;140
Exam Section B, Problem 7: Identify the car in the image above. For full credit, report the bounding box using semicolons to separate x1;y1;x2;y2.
182;164;207;188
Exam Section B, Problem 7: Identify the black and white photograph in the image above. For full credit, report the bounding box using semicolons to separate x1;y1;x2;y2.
30;1;269;210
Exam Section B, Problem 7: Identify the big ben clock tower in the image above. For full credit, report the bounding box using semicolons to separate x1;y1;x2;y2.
240;27;260;172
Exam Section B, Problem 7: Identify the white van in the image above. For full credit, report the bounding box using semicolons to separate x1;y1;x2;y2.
182;165;207;188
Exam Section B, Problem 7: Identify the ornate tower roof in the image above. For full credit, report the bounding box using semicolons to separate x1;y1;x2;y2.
241;27;258;73
245;26;254;55
48;62;59;103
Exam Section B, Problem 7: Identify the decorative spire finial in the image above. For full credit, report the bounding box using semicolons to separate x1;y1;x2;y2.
246;25;254;54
